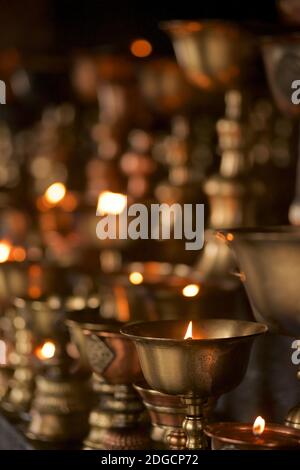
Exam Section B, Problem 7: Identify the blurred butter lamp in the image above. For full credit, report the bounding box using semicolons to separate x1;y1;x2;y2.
205;416;300;449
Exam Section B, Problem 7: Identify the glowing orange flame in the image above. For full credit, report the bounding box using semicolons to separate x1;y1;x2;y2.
130;39;152;58
252;416;265;436
12;246;26;262
97;191;127;215
35;341;56;360
184;321;193;340
0;241;11;263
129;272;144;285
44;182;66;205
182;284;200;297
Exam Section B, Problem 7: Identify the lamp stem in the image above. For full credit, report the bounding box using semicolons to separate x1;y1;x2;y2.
182;396;208;450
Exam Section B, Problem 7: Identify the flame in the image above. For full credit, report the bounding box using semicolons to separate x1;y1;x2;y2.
182;284;200;297
35;341;56;360
0;241;11;263
12;246;26;262
28;286;41;298
184;321;193;339
129;271;144;285
44;182;66;205
97;191;127;215
0;339;7;365
130;39;152;58
252;416;265;436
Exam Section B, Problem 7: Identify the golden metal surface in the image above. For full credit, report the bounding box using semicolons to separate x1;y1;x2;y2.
1;328;35;416
217;227;300;336
122;319;267;397
83;324;142;385
65;307;102;374
162;20;255;91
218;226;300;429
261;35;300;118
134;380;185;447
76;321;148;449
122;319;267;449
27;373;93;443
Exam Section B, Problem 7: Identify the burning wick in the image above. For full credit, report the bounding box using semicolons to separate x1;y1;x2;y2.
252;416;265;436
182;284;200;297
44;182;66;205
129;271;144;285
184;321;193;340
0;241;11;263
36;341;56;360
97;191;127;216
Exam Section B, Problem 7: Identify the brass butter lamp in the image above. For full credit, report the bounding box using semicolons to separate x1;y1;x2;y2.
218;226;300;429
261;34;300;224
121;319;267;449
161;21;260;288
161;20;255;93
13;295;92;443
69;318;149;450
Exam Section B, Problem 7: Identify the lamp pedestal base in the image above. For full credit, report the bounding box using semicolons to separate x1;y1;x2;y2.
26;374;92;443
84;380;149;450
1;330;35;418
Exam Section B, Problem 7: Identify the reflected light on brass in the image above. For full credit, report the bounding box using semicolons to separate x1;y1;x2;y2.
44;182;66;205
97;191;127;215
162;20;254;91
182;284;200;297
218;226;300;430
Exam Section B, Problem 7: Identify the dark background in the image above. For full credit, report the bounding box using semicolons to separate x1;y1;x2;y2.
0;0;279;54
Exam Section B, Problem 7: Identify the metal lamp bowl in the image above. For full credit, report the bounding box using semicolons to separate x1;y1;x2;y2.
205;421;300;450
99;261;202;323
65;304;102;374
161;20;255;91
83;322;143;385
0;262;59;303
14;295;68;339
0;261;94;304
261;34;300;117
218;226;300;336
121;319;267;397
139;58;197;114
